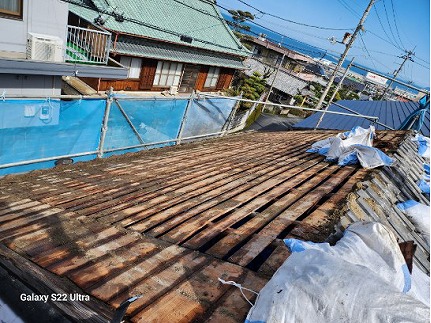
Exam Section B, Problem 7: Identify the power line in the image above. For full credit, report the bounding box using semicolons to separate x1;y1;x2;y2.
250;16;331;42
233;0;353;31
381;0;403;50
352;47;398;58
414;55;430;65
372;5;403;51
412;60;431;70
366;29;403;51
358;32;378;70
238;25;327;57
336;0;361;18
389;0;406;50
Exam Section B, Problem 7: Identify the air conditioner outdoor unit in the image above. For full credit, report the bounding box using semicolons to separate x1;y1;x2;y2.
27;33;64;62
169;86;178;95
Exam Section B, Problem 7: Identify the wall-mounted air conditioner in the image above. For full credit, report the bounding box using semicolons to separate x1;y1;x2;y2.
27;33;64;62
169;86;178;95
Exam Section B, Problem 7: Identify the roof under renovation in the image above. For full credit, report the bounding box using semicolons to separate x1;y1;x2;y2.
293;100;430;136
69;0;249;58
1;129;425;322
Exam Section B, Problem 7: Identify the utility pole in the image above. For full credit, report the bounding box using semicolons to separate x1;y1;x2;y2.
380;50;415;99
315;0;375;110
263;52;286;112
314;58;355;129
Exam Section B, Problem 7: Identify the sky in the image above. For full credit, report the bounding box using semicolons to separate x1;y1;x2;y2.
218;0;430;88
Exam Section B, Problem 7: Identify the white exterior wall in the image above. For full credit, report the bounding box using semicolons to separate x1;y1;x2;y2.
0;0;68;59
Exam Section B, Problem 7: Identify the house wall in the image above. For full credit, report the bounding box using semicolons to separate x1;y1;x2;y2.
84;56;235;93
0;0;68;59
0;74;61;96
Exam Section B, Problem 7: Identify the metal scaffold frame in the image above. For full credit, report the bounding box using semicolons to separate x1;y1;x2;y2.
0;91;389;173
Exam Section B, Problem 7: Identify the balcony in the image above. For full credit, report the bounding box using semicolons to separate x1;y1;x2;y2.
66;25;111;65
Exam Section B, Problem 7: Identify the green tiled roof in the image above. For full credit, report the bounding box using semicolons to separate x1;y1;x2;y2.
114;36;245;69
69;0;249;57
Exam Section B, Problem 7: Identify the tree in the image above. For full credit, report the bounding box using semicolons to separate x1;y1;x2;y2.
238;71;268;110
227;9;254;32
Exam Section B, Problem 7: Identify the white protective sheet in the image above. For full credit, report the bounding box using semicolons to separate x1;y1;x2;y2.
412;134;430;159
307;126;393;169
397;200;430;247
245;222;429;323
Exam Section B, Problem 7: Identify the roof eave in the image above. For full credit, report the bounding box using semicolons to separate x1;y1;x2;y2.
0;58;128;79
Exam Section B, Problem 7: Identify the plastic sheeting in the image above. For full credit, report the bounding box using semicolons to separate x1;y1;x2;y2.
397;200;430;246
307;126;393;169
0;96;238;176
245;222;430;323
418;163;431;194
412;134;430;159
0;99;105;176
104;99;188;151
180;97;236;138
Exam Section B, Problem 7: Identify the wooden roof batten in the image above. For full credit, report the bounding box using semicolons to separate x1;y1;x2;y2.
0;130;424;322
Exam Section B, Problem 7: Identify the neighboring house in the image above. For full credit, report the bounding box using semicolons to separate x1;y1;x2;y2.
244;57;308;105
393;87;418;101
334;76;366;93
0;0;127;96
69;0;249;93
243;36;326;83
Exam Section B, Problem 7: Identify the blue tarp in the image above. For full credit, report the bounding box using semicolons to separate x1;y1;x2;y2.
181;97;236;138
0;96;237;176
0;99;105;176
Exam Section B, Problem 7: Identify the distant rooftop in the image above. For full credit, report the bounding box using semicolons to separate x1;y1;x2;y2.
293;100;430;137
244;58;308;96
247;37;314;63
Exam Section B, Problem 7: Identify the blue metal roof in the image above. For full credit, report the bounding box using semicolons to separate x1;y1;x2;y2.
293;100;430;137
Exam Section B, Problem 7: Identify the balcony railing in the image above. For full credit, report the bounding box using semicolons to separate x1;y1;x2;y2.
66;25;111;65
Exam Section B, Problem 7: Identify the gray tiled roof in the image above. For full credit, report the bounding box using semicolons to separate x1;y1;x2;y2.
244;58;307;96
293;100;430;136
114;36;245;69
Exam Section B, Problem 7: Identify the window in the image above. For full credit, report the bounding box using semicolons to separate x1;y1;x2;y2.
0;0;22;18
120;56;142;79
153;61;183;87
204;67;220;88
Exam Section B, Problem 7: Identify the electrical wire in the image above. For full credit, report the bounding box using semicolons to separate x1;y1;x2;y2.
248;16;332;43
233;0;353;31
358;33;378;70
68;0;428;86
382;0;403;50
336;0;360;18
366;29;404;51
372;5;403;51
414;55;430;65
412;60;431;70
389;0;406;50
